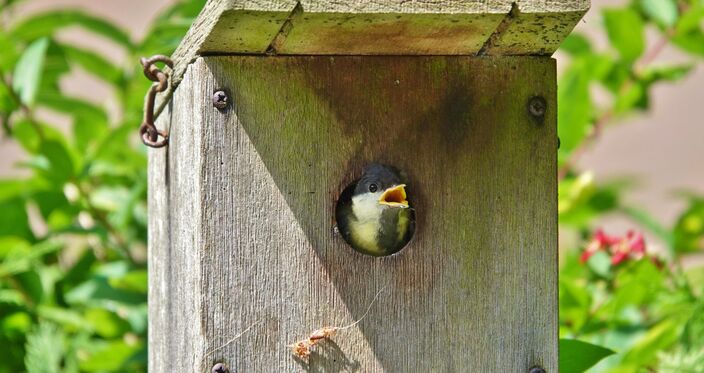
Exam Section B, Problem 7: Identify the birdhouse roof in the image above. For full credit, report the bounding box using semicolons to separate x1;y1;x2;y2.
161;0;588;111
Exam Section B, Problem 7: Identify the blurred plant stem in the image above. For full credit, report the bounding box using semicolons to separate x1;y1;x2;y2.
0;68;43;139
558;32;672;181
73;180;138;266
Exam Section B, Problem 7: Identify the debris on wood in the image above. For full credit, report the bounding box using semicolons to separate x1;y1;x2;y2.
289;287;385;359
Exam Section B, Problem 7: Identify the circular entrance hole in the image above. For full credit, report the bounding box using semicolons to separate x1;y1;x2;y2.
335;164;415;257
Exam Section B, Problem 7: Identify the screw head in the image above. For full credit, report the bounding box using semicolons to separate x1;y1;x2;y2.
211;362;229;373
528;96;547;118
529;366;546;373
212;90;229;110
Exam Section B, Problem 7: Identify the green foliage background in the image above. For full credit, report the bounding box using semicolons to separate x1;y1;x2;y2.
0;0;703;372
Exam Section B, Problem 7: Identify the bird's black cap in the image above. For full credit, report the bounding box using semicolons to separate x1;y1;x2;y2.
353;164;405;196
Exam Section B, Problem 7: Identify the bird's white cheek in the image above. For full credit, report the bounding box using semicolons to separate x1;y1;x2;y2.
351;193;384;222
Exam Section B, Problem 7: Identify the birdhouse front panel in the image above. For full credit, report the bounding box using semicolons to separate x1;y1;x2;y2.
148;55;557;372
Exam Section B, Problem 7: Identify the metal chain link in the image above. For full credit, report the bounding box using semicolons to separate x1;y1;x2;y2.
139;55;173;148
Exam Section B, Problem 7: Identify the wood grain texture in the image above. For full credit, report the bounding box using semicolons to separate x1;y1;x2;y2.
149;55;558;372
157;0;296;118
479;3;588;56
148;64;207;373
197;0;588;56
156;0;587;119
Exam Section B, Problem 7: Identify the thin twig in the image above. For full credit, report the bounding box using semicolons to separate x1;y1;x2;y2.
0;67;45;140
289;286;387;359
204;321;262;359
337;287;386;331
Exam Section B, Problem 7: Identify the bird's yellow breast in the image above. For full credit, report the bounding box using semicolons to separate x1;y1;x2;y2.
349;219;382;254
350;194;384;254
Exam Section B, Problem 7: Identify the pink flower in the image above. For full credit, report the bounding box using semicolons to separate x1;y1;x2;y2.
580;229;618;263
580;229;650;266
610;230;646;265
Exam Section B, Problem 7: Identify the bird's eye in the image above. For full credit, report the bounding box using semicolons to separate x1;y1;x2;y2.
369;184;378;193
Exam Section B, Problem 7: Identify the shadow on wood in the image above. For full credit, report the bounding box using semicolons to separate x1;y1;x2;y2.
159;56;557;372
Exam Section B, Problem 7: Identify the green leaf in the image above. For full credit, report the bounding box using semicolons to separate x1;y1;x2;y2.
682;300;704;349
12;37;50;106
11;10;132;48
0;311;32;334
0;73;19;114
65;276;146;307
602;260;665;318
108;270;148;293
559;339;615;373
670;4;704;56
61;249;97;287
0;197;33;241
640;64;694;84
658;348;704;373
559;33;592;56
560;277;593;332
24;322;64;373
38;40;71;92
0;289;25;306
587;251;612;278
59;44;124;85
14;269;44;306
640;0;678;27
0;178;32;201
0;240;62;277
673;198;704;252
84;308;131;338
603;8;646;63
13;118;71;155
35;91;109;152
12;120;42;153
79;339;142;372
124;304;148;334
671;31;704;56
36;306;89;331
558;60;593;164
559;174;627;227
621;318;684;366
37;140;75;185
613;81;649;114
33;190;74;230
89;186;130;212
0;30;21;72
137;21;190;57
36;91;108;122
678;4;704;32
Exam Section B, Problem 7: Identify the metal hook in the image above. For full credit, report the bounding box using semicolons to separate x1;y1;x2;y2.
139;55;173;148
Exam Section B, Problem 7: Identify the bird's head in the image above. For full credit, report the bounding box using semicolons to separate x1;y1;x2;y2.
353;164;409;209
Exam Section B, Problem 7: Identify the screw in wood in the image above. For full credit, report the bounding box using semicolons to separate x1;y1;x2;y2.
212;90;229;110
528;96;547;118
211;362;229;373
529;366;546;373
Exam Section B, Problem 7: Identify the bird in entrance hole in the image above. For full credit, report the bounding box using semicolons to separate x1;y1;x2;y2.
335;164;415;256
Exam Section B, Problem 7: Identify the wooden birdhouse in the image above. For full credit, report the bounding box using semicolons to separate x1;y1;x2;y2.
147;1;588;371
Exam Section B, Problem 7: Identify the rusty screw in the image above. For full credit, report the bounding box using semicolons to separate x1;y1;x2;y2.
211;363;229;373
529;366;546;373
213;90;229;110
528;96;547;118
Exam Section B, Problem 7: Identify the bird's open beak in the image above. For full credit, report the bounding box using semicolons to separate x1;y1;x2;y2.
379;184;408;208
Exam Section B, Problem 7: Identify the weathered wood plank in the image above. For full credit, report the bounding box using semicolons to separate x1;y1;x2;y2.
479;3;589;55
148;63;206;373
149;55;558;372
269;12;506;55
158;0;587;118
